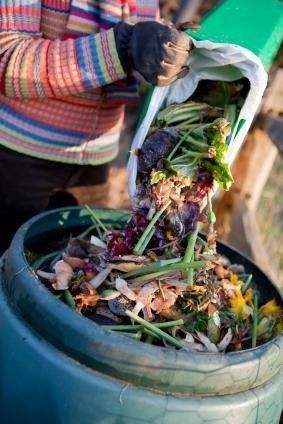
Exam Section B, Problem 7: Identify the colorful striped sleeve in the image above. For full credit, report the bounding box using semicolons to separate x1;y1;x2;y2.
0;0;126;98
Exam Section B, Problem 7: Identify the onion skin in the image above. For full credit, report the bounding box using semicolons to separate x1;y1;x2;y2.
53;260;73;290
62;254;85;269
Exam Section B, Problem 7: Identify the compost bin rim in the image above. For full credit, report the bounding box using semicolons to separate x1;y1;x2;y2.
3;206;282;395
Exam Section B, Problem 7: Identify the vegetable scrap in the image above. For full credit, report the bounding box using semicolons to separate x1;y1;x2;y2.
34;82;282;353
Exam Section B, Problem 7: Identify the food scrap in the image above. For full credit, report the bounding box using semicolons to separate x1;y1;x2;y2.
34;86;282;353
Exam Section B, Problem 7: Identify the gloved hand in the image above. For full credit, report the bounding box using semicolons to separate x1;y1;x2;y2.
114;21;192;87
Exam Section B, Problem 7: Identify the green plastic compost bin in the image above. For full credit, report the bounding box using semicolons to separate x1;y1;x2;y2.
0;207;282;423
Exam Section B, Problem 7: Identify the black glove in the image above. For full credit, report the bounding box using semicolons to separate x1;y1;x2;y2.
114;21;191;87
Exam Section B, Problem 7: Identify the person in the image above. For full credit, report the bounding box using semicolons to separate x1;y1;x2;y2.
0;0;191;252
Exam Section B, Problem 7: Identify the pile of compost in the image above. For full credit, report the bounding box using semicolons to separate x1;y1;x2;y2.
34;81;282;353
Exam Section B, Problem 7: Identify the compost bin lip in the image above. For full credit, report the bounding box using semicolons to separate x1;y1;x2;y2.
3;206;282;395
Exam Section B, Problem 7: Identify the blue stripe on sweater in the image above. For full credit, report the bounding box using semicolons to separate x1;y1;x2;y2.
75;37;94;91
89;35;105;86
0;104;85;138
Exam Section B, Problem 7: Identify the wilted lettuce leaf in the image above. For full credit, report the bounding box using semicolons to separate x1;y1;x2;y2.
165;160;198;179
202;119;233;190
150;117;233;191
204;118;230;159
203;160;233;190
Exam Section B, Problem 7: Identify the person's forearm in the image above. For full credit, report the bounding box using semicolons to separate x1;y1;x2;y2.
0;29;126;99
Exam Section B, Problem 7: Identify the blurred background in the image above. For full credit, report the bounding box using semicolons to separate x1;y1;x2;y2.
65;0;283;292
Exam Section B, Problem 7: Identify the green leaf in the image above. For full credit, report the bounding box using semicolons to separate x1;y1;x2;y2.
150;170;170;185
198;119;233;190
153;102;210;128
186;312;208;333
204;119;230;155
203;160;233;191
207;318;221;344
203;122;223;145
170;163;198;178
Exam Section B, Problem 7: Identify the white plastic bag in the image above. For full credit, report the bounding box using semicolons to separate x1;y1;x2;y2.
127;37;268;202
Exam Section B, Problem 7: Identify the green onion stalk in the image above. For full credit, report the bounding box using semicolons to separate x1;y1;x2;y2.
167;131;191;161
126;310;188;350
123;259;205;279
84;205;107;239
153;102;214;129
184;223;200;286
143;327;162;341
170;148;215;163
133;199;171;255
102;319;184;331
118;331;142;340
207;192;216;225
241;274;253;294
64;289;76;309
32;249;63;271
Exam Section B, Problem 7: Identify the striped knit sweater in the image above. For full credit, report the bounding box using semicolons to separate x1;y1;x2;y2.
0;0;158;164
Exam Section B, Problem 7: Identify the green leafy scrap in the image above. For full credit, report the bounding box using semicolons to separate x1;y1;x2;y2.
203;160;233;191
150;170;170;185
166;118;233;190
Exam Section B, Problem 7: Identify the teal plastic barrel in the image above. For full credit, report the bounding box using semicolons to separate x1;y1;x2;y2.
0;207;282;423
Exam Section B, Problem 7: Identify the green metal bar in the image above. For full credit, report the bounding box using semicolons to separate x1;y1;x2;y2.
186;0;283;70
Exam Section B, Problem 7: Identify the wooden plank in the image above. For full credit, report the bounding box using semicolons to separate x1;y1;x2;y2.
215;129;278;237
237;129;278;212
229;202;282;292
263;115;283;154
259;67;283;153
261;68;283;114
